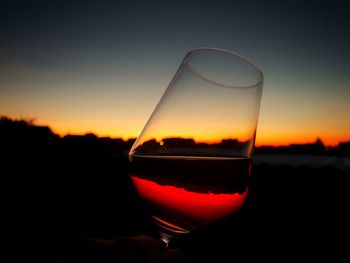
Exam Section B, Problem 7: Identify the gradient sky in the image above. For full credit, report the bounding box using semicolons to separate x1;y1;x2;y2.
1;0;349;146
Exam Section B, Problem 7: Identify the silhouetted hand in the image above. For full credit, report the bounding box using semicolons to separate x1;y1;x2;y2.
84;235;184;263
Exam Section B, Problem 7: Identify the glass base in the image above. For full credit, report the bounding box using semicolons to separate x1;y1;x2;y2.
153;216;190;243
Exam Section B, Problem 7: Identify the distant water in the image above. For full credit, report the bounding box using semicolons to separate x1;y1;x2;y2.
254;154;350;171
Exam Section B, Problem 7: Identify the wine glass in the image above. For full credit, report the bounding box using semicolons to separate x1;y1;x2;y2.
129;48;263;248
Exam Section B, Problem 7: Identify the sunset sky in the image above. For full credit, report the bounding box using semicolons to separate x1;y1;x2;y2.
1;0;349;146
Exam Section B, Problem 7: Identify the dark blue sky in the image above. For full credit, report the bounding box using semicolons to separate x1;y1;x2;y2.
1;0;349;145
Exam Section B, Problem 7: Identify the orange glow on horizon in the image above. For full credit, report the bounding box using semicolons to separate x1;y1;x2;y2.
49;125;347;147
4;113;348;147
255;128;349;147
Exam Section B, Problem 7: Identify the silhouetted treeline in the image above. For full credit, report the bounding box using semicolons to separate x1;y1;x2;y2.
1;116;349;156
256;138;350;156
0;116;135;159
140;137;350;156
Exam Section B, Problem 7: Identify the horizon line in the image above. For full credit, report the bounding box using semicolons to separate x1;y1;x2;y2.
1;116;348;148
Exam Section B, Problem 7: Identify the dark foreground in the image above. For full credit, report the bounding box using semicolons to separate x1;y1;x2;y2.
1;121;349;262
3;158;349;262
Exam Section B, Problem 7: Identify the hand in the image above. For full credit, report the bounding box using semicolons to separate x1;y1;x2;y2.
84;235;184;263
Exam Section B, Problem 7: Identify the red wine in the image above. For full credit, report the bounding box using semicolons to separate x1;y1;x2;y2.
129;155;252;234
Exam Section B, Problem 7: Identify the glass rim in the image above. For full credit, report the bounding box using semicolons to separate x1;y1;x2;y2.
185;47;264;89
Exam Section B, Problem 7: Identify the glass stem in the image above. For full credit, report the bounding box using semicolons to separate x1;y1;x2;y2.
158;235;171;251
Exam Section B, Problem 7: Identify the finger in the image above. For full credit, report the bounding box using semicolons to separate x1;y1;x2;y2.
83;237;115;249
161;249;184;263
114;235;161;263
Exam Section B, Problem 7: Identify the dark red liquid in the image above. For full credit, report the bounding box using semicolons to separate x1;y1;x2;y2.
129;155;251;233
